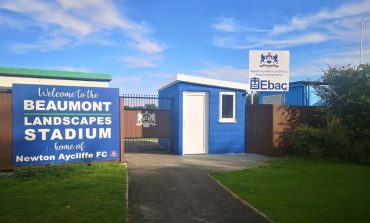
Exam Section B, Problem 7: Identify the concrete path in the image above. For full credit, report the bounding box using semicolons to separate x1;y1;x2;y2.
126;152;271;223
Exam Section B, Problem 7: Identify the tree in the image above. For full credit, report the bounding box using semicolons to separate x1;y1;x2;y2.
144;104;157;110
315;64;370;138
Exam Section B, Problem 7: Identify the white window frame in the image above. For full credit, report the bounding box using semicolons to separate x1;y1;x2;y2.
219;92;236;123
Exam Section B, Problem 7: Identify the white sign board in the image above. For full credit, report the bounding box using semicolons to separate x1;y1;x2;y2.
249;50;290;91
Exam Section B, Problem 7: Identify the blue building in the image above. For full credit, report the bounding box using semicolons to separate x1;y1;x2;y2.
158;74;248;155
258;81;323;106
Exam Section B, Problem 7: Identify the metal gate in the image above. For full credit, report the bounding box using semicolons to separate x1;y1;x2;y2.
121;94;172;152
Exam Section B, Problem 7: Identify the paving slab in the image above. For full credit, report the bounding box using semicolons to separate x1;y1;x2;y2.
126;152;271;223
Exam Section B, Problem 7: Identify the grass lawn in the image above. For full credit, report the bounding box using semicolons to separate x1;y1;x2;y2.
0;162;126;223
212;159;370;223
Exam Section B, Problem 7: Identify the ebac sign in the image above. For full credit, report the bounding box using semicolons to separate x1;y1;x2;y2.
12;84;120;167
249;50;290;92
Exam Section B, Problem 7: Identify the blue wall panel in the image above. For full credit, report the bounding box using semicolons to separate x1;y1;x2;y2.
159;83;180;154
259;83;307;106
160;82;246;155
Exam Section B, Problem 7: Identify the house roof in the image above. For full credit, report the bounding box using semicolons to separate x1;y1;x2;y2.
0;67;112;81
158;74;249;91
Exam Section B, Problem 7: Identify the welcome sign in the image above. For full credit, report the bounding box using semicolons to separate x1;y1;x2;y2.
12;84;120;167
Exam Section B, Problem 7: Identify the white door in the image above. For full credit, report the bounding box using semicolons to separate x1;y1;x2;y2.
183;92;208;155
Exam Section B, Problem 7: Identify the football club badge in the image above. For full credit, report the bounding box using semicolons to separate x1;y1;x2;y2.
110;150;118;158
136;111;156;128
260;52;279;67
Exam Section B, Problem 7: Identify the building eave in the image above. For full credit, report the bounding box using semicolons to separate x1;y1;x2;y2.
158;74;249;91
0;67;112;82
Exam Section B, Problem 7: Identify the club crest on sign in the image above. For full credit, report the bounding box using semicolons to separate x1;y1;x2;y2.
136;111;156;128
110;150;118;158
260;52;279;67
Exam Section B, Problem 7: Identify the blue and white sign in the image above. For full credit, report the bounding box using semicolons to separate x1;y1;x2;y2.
249;50;290;91
12;84;120;166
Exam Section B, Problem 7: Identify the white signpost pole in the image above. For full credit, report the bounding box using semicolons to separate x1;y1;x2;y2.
251;91;254;105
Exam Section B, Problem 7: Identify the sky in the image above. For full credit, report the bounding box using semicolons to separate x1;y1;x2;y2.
0;0;370;94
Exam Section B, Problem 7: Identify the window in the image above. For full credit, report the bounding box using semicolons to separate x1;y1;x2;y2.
219;92;236;123
262;94;286;105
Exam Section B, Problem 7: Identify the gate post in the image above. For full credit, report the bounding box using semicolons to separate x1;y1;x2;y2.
0;93;13;170
120;97;125;162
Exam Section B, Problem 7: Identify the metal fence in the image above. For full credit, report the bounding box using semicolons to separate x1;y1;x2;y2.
122;94;172;111
121;95;172;152
124;138;171;152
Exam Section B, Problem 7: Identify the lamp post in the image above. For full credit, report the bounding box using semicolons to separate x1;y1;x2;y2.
360;17;369;65
360;17;363;65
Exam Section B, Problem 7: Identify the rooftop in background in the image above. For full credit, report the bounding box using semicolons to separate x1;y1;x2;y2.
290;80;327;86
158;74;249;91
0;67;112;82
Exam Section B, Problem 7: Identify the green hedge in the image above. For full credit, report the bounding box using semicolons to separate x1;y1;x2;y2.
286;117;370;164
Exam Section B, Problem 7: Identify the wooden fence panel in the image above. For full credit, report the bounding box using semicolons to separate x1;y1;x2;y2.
246;104;274;156
123;110;171;138
0;93;12;170
247;104;318;156
272;105;319;152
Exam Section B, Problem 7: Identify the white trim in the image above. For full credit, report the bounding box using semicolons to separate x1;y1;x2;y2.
219;92;236;123
158;74;249;91
182;91;209;155
0;76;109;88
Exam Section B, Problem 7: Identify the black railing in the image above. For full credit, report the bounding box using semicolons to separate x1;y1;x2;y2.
122;94;173;152
121;94;172;111
124;138;171;152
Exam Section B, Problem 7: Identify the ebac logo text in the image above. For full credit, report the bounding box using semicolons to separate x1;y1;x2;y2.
250;77;288;91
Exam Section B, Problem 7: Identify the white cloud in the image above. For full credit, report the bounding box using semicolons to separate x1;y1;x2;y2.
290;65;322;79
211;17;267;33
290;47;370;79
195;65;248;82
122;57;155;68
195;47;370;82
11;37;71;53
214;33;329;49
54;66;92;72
122;55;163;68
272;0;370;34
146;73;173;78
133;40;164;54
0;14;36;30
272;17;313;35
266;33;329;47
0;0;95;36
111;75;160;95
0;0;164;53
313;48;370;66
209;1;370;81
211;0;370;49
114;76;143;83
212;17;237;32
